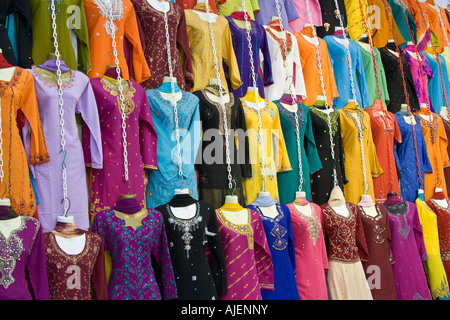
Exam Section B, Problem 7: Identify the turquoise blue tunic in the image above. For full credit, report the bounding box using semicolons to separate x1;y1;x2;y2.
423;52;450;114
146;84;201;209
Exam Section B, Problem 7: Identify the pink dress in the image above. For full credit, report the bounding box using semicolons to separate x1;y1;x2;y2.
288;0;322;33
287;203;328;300
216;207;274;300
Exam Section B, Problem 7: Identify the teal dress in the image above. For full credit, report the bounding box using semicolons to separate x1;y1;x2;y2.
275;101;322;204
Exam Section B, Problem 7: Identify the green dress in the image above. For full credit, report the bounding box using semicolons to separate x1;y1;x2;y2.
358;42;390;108
275;101;322;204
29;0;91;73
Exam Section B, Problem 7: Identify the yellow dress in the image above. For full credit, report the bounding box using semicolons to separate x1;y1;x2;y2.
241;91;291;204
216;0;260;20
345;0;369;41
415;198;450;300
339;101;383;204
185;4;241;93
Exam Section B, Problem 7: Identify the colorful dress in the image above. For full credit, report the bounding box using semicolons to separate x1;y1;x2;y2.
241;92;291;205
91;208;177;300
0;67;50;217
287;202;328;300
43;231;108;300
316;0;347;38
254;0;299;33
338;102;383;205
247;203;299;300
383;196;432;300
321;202;373;300
175;0;218;13
359;204;398;300
29;61;103;233
288;0;322;33
83;0;150;82
276;101;322;203
185;4;241;93
416;198;450;300
0;216;50;300
216;0;260;20
423;52;450;114
146;86;200;209
131;0;193;91
29;0;91;73
216;203;273;300
87;74;157;216
226;15;273;99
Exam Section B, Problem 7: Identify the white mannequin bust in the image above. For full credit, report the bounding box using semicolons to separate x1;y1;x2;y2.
0;66;16;82
419;103;432;121
205;78;230;104
255;191;279;219
55;233;86;255
302;24;319;46
434;187;448;208
159;76;183;102
293;191;312;216
359;194;377;217
146;0;170;12
0;216;21;239
333;27;349;47
193;0;218;22
244;87;265;109
170;188;197;219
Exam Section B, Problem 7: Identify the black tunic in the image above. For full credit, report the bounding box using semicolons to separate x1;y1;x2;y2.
316;0;347;38
308;105;347;205
379;43;420;113
193;90;252;208
156;194;227;300
1;0;33;68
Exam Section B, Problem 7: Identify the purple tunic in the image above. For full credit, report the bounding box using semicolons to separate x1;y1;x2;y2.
86;73;157;217
28;60;103;233
383;196;432;300
91;208;177;300
0;216;50;300
226;15;273;98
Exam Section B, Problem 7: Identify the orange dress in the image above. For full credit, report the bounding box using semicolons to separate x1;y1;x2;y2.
0;67;50;216
422;0;450;53
366;104;402;203
294;26;339;107
416;109;450;201
402;0;431;48
83;0;151;82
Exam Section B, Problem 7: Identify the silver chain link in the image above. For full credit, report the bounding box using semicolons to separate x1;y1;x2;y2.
51;0;70;215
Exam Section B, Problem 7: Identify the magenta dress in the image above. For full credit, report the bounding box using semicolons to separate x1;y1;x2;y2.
383;196;432;300
287;202;328;300
85;71;157;217
215;207;274;300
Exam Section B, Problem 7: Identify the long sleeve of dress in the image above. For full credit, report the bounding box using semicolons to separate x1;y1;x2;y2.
367;119;383;179
305;107;322;174
176;9;194;91
236;102;252;179
286;206;297;275
72;1;91;74
222;25;241;91
139;97;158;170
272;106;291;173
355;46;371;109
260;28;274;87
11;0;33;68
411;203;428;262
91;237;108;300
28;221;51;300
355;206;370;262
76;79;103;169
252;210;274;291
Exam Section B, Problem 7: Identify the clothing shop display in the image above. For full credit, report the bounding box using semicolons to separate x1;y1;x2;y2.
254;0;299;33
289;0;322;33
423;51;450;114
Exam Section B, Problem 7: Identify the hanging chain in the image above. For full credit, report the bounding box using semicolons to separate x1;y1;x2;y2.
51;0;70;215
304;0;338;187
240;0;266;192
163;5;183;179
274;0;304;192
204;4;233;193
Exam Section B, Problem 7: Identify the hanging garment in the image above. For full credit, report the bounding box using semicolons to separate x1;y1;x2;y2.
91;208;177;300
396;0;431;49
216;0;260;20
0;67;49;216
287;202;328;300
240;92;291;205
344;0;369;42
155;194;227;300
43;231;108;300
338;102;383;205
294;26;339;107
416;198;450;300
358;42;390;108
308;105;347;205
386;0;417;45
422;1;450;53
87;73;157;216
426;192;450;282
423;52;450;114
254;0;299;33
175;0;218;13
146;88;200;209
215;203;273;300
247;203;299;300
275;101;322;203
194;90;251;209
383;196;432;300
442;115;450;194
394;113;432;202
226;13;273;99
185;5;241;93
323;35;370;110
321;202;373;300
29;0;91;73
359;204;398;300
263;22;306;101
28;61;102;233
316;0;347;38
415;109;450;200
288;0;322;33
0;216;50;300
0;0;33;68
131;0;193;91
83;0;151;82
366;105;402;203
379;43;420;113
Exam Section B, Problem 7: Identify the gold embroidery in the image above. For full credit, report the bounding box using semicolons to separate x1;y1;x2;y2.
101;77;136;118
